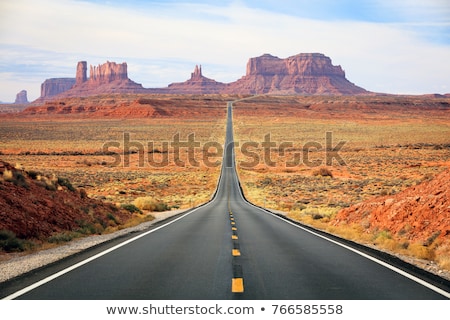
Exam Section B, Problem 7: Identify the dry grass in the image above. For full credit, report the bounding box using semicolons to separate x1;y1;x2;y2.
1;94;450;275
233;94;450;272
0;95;226;211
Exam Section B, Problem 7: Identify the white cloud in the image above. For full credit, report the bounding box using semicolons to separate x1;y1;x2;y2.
1;0;450;101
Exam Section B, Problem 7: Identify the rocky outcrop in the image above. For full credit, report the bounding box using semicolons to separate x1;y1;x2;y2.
40;78;76;99
226;53;368;95
47;61;146;99
34;53;370;101
167;65;226;94
0;160;132;240
88;61;128;84
76;61;87;85
14;90;29;104
333;169;450;243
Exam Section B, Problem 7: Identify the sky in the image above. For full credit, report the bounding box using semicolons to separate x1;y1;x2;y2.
1;0;450;102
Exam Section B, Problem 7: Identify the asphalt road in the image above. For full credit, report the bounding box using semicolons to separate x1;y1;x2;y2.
1;102;450;300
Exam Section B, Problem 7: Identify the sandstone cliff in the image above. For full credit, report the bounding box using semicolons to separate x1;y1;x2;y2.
34;53;370;101
76;61;87;85
14;90;29;104
36;61;146;101
63;60;146;97
40;78;76;99
226;53;368;95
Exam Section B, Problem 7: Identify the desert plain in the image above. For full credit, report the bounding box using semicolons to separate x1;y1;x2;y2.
0;93;449;277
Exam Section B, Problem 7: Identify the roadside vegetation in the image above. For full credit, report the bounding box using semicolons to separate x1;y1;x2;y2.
233;95;450;273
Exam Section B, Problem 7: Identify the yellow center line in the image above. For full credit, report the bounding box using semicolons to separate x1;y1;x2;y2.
232;235;238;240
232;249;241;256
232;278;244;293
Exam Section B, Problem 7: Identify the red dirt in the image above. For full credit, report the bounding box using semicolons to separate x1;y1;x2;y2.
333;168;450;244
0;160;132;240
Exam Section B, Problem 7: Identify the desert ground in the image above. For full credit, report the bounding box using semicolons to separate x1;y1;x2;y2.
232;95;450;272
1;93;449;274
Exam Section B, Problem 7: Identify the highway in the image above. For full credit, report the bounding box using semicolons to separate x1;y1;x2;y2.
1;102;450;300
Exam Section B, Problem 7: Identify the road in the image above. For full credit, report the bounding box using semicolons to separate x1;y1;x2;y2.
1;102;450;299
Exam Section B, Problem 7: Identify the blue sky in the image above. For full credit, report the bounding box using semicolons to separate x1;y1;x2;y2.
1;0;449;102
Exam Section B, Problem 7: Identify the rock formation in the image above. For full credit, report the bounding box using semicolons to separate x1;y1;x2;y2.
333;169;450;244
0;160;132;240
40;78;76;99
88;61;128;84
39;61;146;100
226;53;368;95
76;61;87;85
33;53;370;101
14;90;29;104
167;65;226;94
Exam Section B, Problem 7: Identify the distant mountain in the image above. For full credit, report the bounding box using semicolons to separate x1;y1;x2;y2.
225;53;368;95
14;90;29;104
33;53;370;101
166;65;227;94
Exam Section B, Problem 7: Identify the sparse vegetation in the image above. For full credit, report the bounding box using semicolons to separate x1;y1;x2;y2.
1;94;449;277
0;230;29;252
2;169;29;188
48;231;81;244
57;177;76;191
313;167;333;178
134;197;170;212
121;203;142;213
233;94;450;272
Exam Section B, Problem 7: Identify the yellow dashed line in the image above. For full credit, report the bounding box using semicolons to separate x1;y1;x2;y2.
232;227;237;231
232;278;244;293
232;235;238;240
231;221;235;225
232;249;241;256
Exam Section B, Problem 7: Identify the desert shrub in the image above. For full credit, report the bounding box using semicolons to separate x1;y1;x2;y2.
313;167;333;178
134;197;153;210
423;231;440;247
79;188;88;199
76;220;103;235
134;197;169;212
436;242;450;271
312;213;324;220
2;169;29;188
2;169;14;181
408;242;434;260
107;213;120;224
121;203;142;214
27;170;40;180
57;177;76;191
438;256;450;271
374;230;392;240
154;202;170;212
0;230;26;252
48;231;80;244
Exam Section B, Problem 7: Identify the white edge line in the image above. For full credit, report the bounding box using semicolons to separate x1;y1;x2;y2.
2;202;213;300
3;130;230;301
232;164;450;299
230;100;450;298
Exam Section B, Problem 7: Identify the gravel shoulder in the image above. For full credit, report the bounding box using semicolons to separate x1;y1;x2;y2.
0;209;185;283
1;208;449;285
